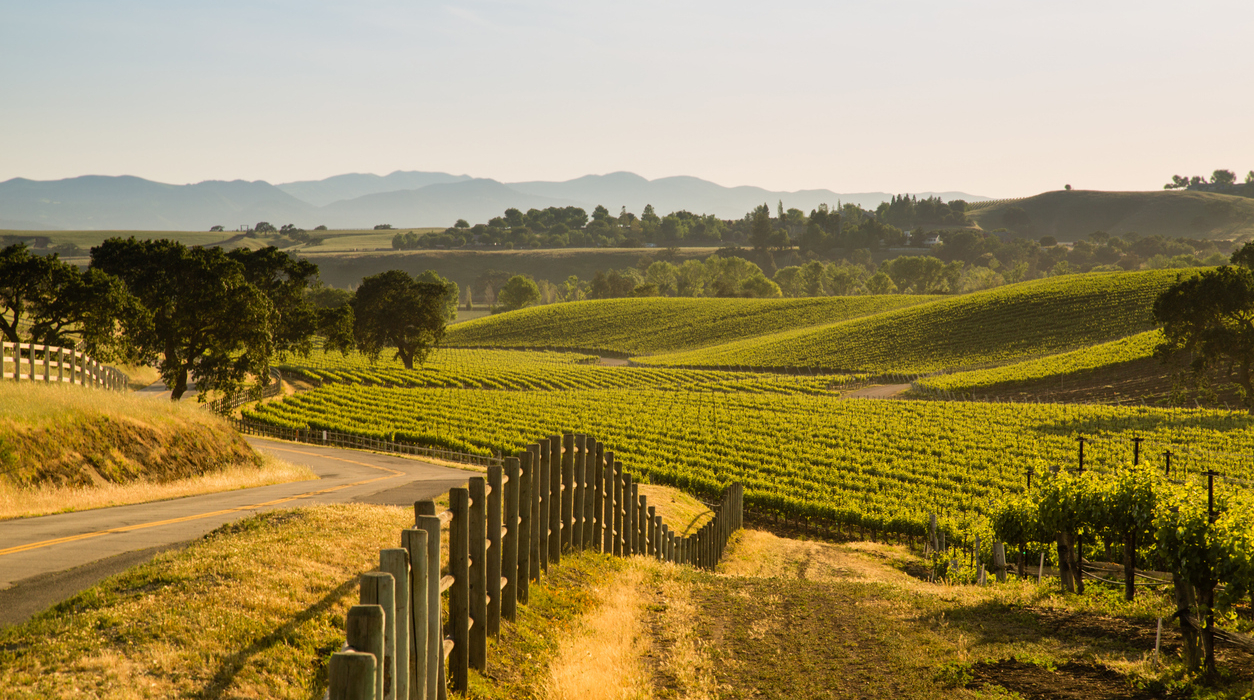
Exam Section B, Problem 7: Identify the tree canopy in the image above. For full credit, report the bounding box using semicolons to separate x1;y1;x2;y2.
1153;265;1254;411
351;270;451;369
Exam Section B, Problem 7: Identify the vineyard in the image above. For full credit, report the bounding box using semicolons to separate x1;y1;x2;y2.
242;380;1254;542
277;347;854;394
443;295;933;356
636;270;1182;373
914;330;1162;396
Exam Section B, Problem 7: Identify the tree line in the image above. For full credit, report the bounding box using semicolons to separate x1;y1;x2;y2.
0;240;457;403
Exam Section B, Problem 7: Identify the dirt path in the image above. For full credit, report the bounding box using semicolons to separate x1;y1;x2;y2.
844;383;911;399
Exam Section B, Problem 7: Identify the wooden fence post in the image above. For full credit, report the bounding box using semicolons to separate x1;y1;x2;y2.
486;467;502;638
647;501;657;556
612;460;623;556
561;434;573;553
548;435;562;565
329;650;378;700
347;604;386;700
448;488;470;693
636;489;646;555
654;515;663;560
467;477;487;670
592;441;604;551
584;439;597;547
360;574;396;700
623;475;635;555
380;549;410;700
516;451;532;605
994;542;1007;583
602;450;615;553
537;441;550;574
572;435;585;550
528;445;542;581
502;457;519;621
401;528;428;700
414;503;442;700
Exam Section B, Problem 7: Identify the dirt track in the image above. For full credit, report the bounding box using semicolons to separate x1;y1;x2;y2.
844;383;911;399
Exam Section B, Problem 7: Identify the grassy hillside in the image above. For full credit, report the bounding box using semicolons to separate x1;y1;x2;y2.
0;382;257;489
967;189;1254;242
915;330;1161;395
636;270;1184;373
444;295;934;356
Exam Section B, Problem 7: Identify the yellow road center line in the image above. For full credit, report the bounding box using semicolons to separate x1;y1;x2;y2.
0;446;410;558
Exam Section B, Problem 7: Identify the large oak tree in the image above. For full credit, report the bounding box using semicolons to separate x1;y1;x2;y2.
351;270;451;369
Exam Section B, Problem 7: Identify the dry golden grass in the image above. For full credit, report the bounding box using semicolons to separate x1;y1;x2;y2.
636;484;711;536
0;504;413;699
0;453;314;520
544;564;653;700
0;381;257;489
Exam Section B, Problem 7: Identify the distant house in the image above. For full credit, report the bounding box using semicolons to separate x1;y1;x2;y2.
922;234;943;247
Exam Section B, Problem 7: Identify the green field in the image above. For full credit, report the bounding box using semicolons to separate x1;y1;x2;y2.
915;330;1162;396
444;295;934;356
243;375;1254;539
278;347;852;394
636;270;1184;373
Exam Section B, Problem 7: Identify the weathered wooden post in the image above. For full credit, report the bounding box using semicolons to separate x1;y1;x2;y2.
537;441;550;573
380;549;411;700
561;434;574;552
415;502;442;700
486;467;502;638
993;542;1007;583
636;490;647;555
612;460;624;556
572;435;586;550
502;457;520;621
448;487;470;693
360;573;396;700
647;506;657;556
528;444;542;581
329;650;378;700
623;474;635;555
601;450;615;553
347;604;387;700
591;441;604;551
517;451;532;605
467;478;486;669
400;528;428;700
548;435;562;565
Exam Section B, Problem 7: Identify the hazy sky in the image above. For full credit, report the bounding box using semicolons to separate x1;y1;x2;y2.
2;1;1251;197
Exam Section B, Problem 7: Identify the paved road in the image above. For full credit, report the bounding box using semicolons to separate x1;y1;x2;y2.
0;437;472;628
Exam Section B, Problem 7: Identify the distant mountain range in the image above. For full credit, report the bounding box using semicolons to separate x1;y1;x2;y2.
0;170;991;231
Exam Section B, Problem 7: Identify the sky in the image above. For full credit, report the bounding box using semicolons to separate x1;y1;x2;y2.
2;1;1252;198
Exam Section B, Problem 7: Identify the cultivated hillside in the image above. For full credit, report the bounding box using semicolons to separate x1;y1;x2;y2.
444;295;934;356
635;270;1184;373
968;189;1254;242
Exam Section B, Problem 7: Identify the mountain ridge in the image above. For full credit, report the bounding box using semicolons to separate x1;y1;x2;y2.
0;171;991;231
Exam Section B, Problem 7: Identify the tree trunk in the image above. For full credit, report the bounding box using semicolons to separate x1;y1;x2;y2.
1057;533;1074;593
1173;573;1201;673
1073;534;1085;595
1200;582;1217;680
170;366;189;401
398;345;415;370
1122;532;1136;602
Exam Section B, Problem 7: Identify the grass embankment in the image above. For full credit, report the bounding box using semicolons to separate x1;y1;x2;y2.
0;505;406;698
0;382;311;519
444;295;933;356
637;269;1182;373
967;189;1254;242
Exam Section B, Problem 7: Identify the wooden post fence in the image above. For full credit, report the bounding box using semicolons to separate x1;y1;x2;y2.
327;435;745;699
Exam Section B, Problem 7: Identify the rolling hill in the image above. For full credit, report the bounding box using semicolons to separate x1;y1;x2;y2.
967;189;1254;242
632;269;1185;373
443;295;935;356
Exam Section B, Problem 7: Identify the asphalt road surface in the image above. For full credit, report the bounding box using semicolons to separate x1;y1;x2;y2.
0;437;472;628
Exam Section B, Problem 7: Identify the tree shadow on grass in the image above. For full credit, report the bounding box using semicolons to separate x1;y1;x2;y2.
193;574;359;700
